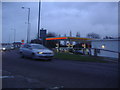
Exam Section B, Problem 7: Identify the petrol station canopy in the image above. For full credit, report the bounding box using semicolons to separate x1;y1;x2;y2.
46;37;93;41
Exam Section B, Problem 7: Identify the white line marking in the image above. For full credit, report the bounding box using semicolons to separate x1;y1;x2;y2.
0;76;14;79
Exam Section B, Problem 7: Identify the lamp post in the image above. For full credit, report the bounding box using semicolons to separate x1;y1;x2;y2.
21;7;30;43
38;0;41;39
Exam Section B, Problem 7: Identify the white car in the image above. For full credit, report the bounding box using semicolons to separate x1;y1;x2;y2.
1;45;10;51
19;43;54;60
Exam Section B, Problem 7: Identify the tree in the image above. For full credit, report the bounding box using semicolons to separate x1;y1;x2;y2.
46;32;57;37
103;36;115;39
86;33;100;39
31;39;42;44
30;33;42;44
103;36;109;39
46;32;59;48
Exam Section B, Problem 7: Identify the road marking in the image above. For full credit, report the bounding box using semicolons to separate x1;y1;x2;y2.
50;86;64;89
2;70;40;83
17;75;40;83
0;76;14;79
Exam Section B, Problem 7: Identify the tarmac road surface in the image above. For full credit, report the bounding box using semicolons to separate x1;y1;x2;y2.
1;50;118;88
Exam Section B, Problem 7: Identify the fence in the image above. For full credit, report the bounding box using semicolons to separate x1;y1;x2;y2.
74;48;120;58
57;47;120;58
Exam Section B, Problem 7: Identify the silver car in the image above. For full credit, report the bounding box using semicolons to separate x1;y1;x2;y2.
19;43;54;60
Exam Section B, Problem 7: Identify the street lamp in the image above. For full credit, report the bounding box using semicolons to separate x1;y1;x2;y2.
38;1;41;39
21;6;30;43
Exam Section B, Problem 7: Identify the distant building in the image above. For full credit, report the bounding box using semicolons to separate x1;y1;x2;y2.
91;39;120;58
76;32;80;37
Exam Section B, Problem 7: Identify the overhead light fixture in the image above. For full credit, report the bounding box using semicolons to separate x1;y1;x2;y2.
101;45;105;49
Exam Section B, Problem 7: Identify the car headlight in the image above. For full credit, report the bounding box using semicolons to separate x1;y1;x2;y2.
38;52;43;54
2;48;6;50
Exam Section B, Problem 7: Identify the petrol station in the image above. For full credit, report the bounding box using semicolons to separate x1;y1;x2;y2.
46;37;93;54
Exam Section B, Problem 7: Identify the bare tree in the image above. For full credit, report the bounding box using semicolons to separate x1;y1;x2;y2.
103;36;114;39
46;32;59;48
86;33;100;39
46;32;57;37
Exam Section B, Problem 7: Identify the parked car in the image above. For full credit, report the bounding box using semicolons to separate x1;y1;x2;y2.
19;43;54;60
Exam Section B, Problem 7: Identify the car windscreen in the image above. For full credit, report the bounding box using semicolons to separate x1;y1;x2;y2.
31;45;47;49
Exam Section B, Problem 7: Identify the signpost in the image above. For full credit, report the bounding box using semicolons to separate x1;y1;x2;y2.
21;40;24;45
40;28;46;46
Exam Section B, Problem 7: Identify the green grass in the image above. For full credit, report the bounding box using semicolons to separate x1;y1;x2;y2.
54;52;108;63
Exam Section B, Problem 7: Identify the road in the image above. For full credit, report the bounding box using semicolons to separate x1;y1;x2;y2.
1;50;118;88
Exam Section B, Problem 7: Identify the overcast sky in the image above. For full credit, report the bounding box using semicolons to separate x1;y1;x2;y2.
2;2;118;43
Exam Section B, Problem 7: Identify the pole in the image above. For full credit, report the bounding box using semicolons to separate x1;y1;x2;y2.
8;33;11;43
14;29;16;43
21;7;31;43
11;28;16;43
27;8;30;43
38;0;41;39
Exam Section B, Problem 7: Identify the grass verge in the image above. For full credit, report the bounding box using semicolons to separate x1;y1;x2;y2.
54;52;108;63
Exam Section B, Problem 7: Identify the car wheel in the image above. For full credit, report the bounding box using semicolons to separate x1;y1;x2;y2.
32;53;36;60
20;52;24;58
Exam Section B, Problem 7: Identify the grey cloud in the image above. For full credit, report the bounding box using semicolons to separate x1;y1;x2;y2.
41;2;118;37
2;2;118;43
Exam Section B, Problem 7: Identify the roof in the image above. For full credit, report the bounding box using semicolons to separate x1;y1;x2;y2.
89;39;120;42
23;43;42;46
46;37;93;41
